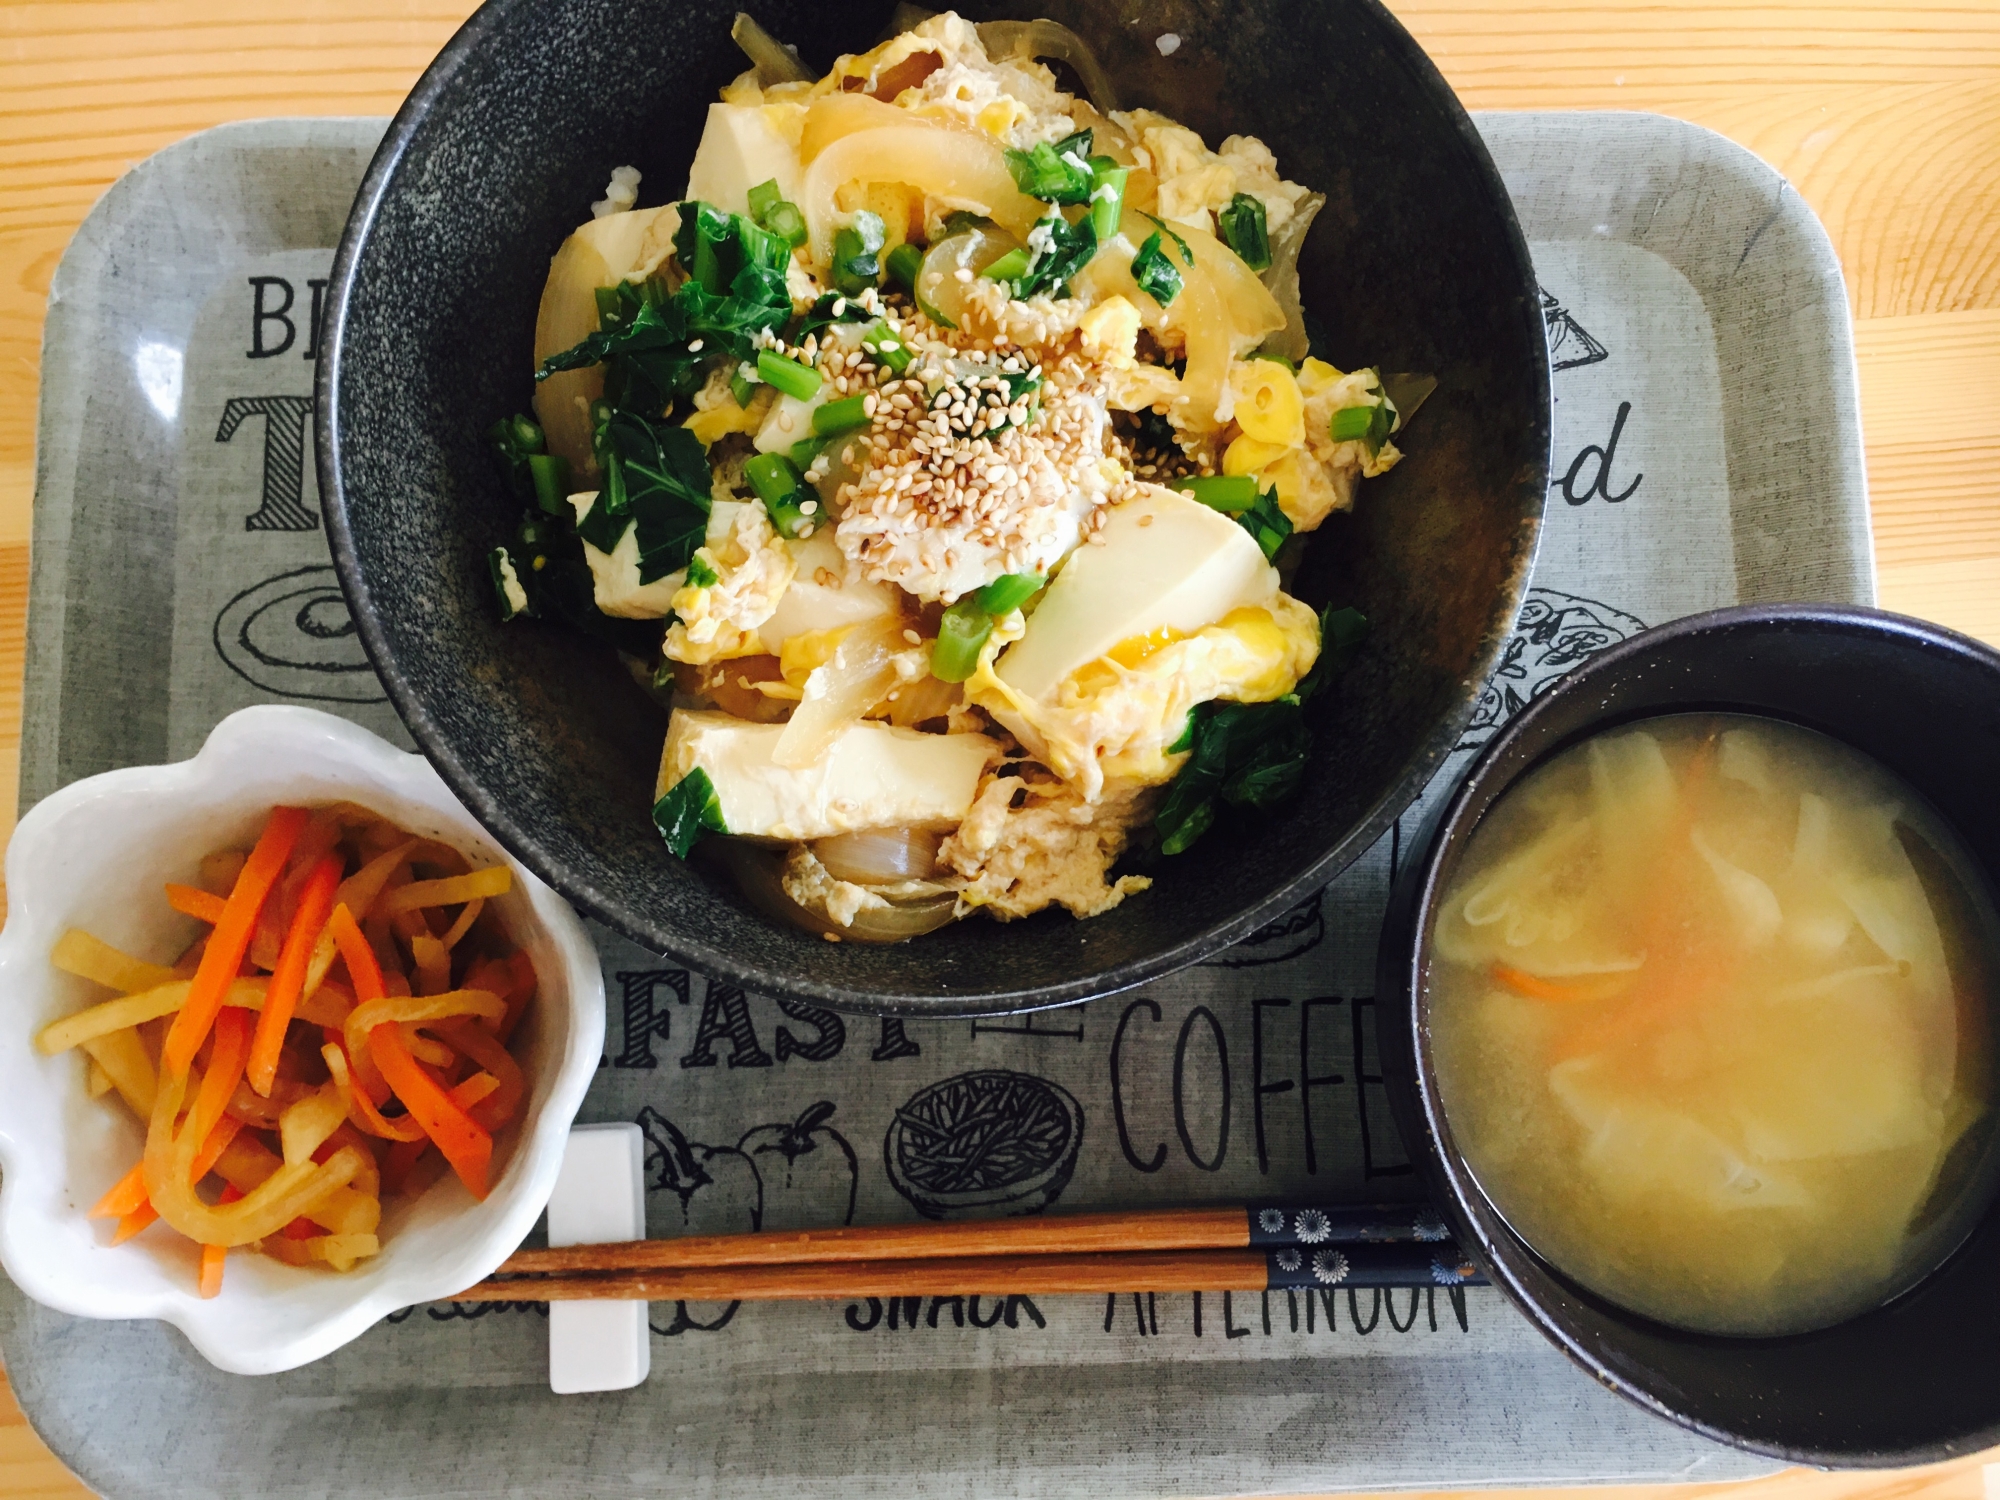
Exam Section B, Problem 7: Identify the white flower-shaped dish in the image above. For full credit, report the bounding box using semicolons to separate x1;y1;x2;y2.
0;705;604;1375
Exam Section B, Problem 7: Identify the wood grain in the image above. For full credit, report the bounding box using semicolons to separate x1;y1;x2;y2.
0;3;1996;1498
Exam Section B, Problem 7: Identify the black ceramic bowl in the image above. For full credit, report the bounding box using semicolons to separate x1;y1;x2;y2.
319;0;1549;1013
1378;603;2000;1464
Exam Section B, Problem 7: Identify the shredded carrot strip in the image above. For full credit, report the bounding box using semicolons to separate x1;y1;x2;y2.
163;807;310;1075
248;854;343;1097
382;1137;430;1195
108;1115;244;1242
1491;964;1633;1004
199;1186;244;1298
164;883;228;924
499;949;537;1044
367;1025;493;1201
90;1162;149;1220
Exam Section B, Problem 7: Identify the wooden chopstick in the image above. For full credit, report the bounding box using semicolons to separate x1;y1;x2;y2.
454;1242;1483;1303
492;1202;1449;1276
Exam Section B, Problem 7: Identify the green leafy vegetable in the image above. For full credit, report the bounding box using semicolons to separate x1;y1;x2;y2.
1002;129;1094;203
685;555;719;588
1130;231;1183;307
757;348;822;401
581;409;712;583
1154;605;1369;854
884;241;923;291
1233;487;1294;561
653;768;728;857
791;291;868;343
729;366;758;409
537;201;792;415
1087;155;1128;240
1141;212;1193;265
831;211;886;295
940;210;994;236
1014;210;1097;300
743;452;817;538
1217;192;1271;271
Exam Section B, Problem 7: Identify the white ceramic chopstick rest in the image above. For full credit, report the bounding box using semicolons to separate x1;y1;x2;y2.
545;1123;650;1394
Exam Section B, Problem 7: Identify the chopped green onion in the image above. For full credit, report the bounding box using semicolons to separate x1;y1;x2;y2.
1087;156;1128;241
789;435;829;471
526;452;570;516
653;767;728;857
1217;192;1271;271
756;348;822;401
812;394;871;438
885;241;923;291
685;555;719;588
1169;473;1261;512
744;179;808;249
730;367;758;408
980;247;1031;283
831;211;886;295
1131;232;1183;307
977;572;1044;615
1167;710;1197;755
1329;393;1393;453
859;318;913;374
593;285;623;324
746;178;782;222
495;413;544;455
742;451;815;538
930;600;993;683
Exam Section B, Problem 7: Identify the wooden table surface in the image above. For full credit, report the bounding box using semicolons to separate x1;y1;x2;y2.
1;1;1996;1495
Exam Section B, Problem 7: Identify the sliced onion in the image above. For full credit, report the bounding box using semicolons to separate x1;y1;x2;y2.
801;117;1041;266
977;19;1120;111
1260;192;1323;365
816;829;941;883
772;615;907;768
731;12;812;84
704;840;960;944
916;222;1024;328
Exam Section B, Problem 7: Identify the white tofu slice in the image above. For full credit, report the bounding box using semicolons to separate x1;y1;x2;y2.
995;486;1278;701
659;710;997;841
760;529;900;650
570;489;682;619
684;104;802;216
753;387;828;455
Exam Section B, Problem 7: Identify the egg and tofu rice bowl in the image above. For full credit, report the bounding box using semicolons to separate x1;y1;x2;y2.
486;11;1418;943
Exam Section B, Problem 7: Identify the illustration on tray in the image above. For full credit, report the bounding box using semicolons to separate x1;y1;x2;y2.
1455;587;1649;751
212;564;388;703
1540;285;1609;371
886;1071;1084;1220
1200;890;1325;968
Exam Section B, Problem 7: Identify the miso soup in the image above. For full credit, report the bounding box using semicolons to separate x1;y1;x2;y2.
1430;714;2000;1336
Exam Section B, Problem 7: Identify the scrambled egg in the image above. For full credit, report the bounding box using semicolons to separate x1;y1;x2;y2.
664;499;797;665
1111;110;1310;237
816;13;1081;148
939;769;1154;919
967;594;1322;800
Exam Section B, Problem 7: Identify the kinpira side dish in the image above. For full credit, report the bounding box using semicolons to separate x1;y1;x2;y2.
36;803;537;1296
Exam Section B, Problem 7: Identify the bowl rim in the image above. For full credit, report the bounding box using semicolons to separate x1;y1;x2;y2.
1389;600;2000;1466
316;0;1553;1015
0;704;605;1375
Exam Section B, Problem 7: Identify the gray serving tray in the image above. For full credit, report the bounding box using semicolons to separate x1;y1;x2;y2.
4;111;1865;1499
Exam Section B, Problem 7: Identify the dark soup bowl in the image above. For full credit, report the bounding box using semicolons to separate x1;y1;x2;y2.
320;0;1549;1014
1378;603;2000;1464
